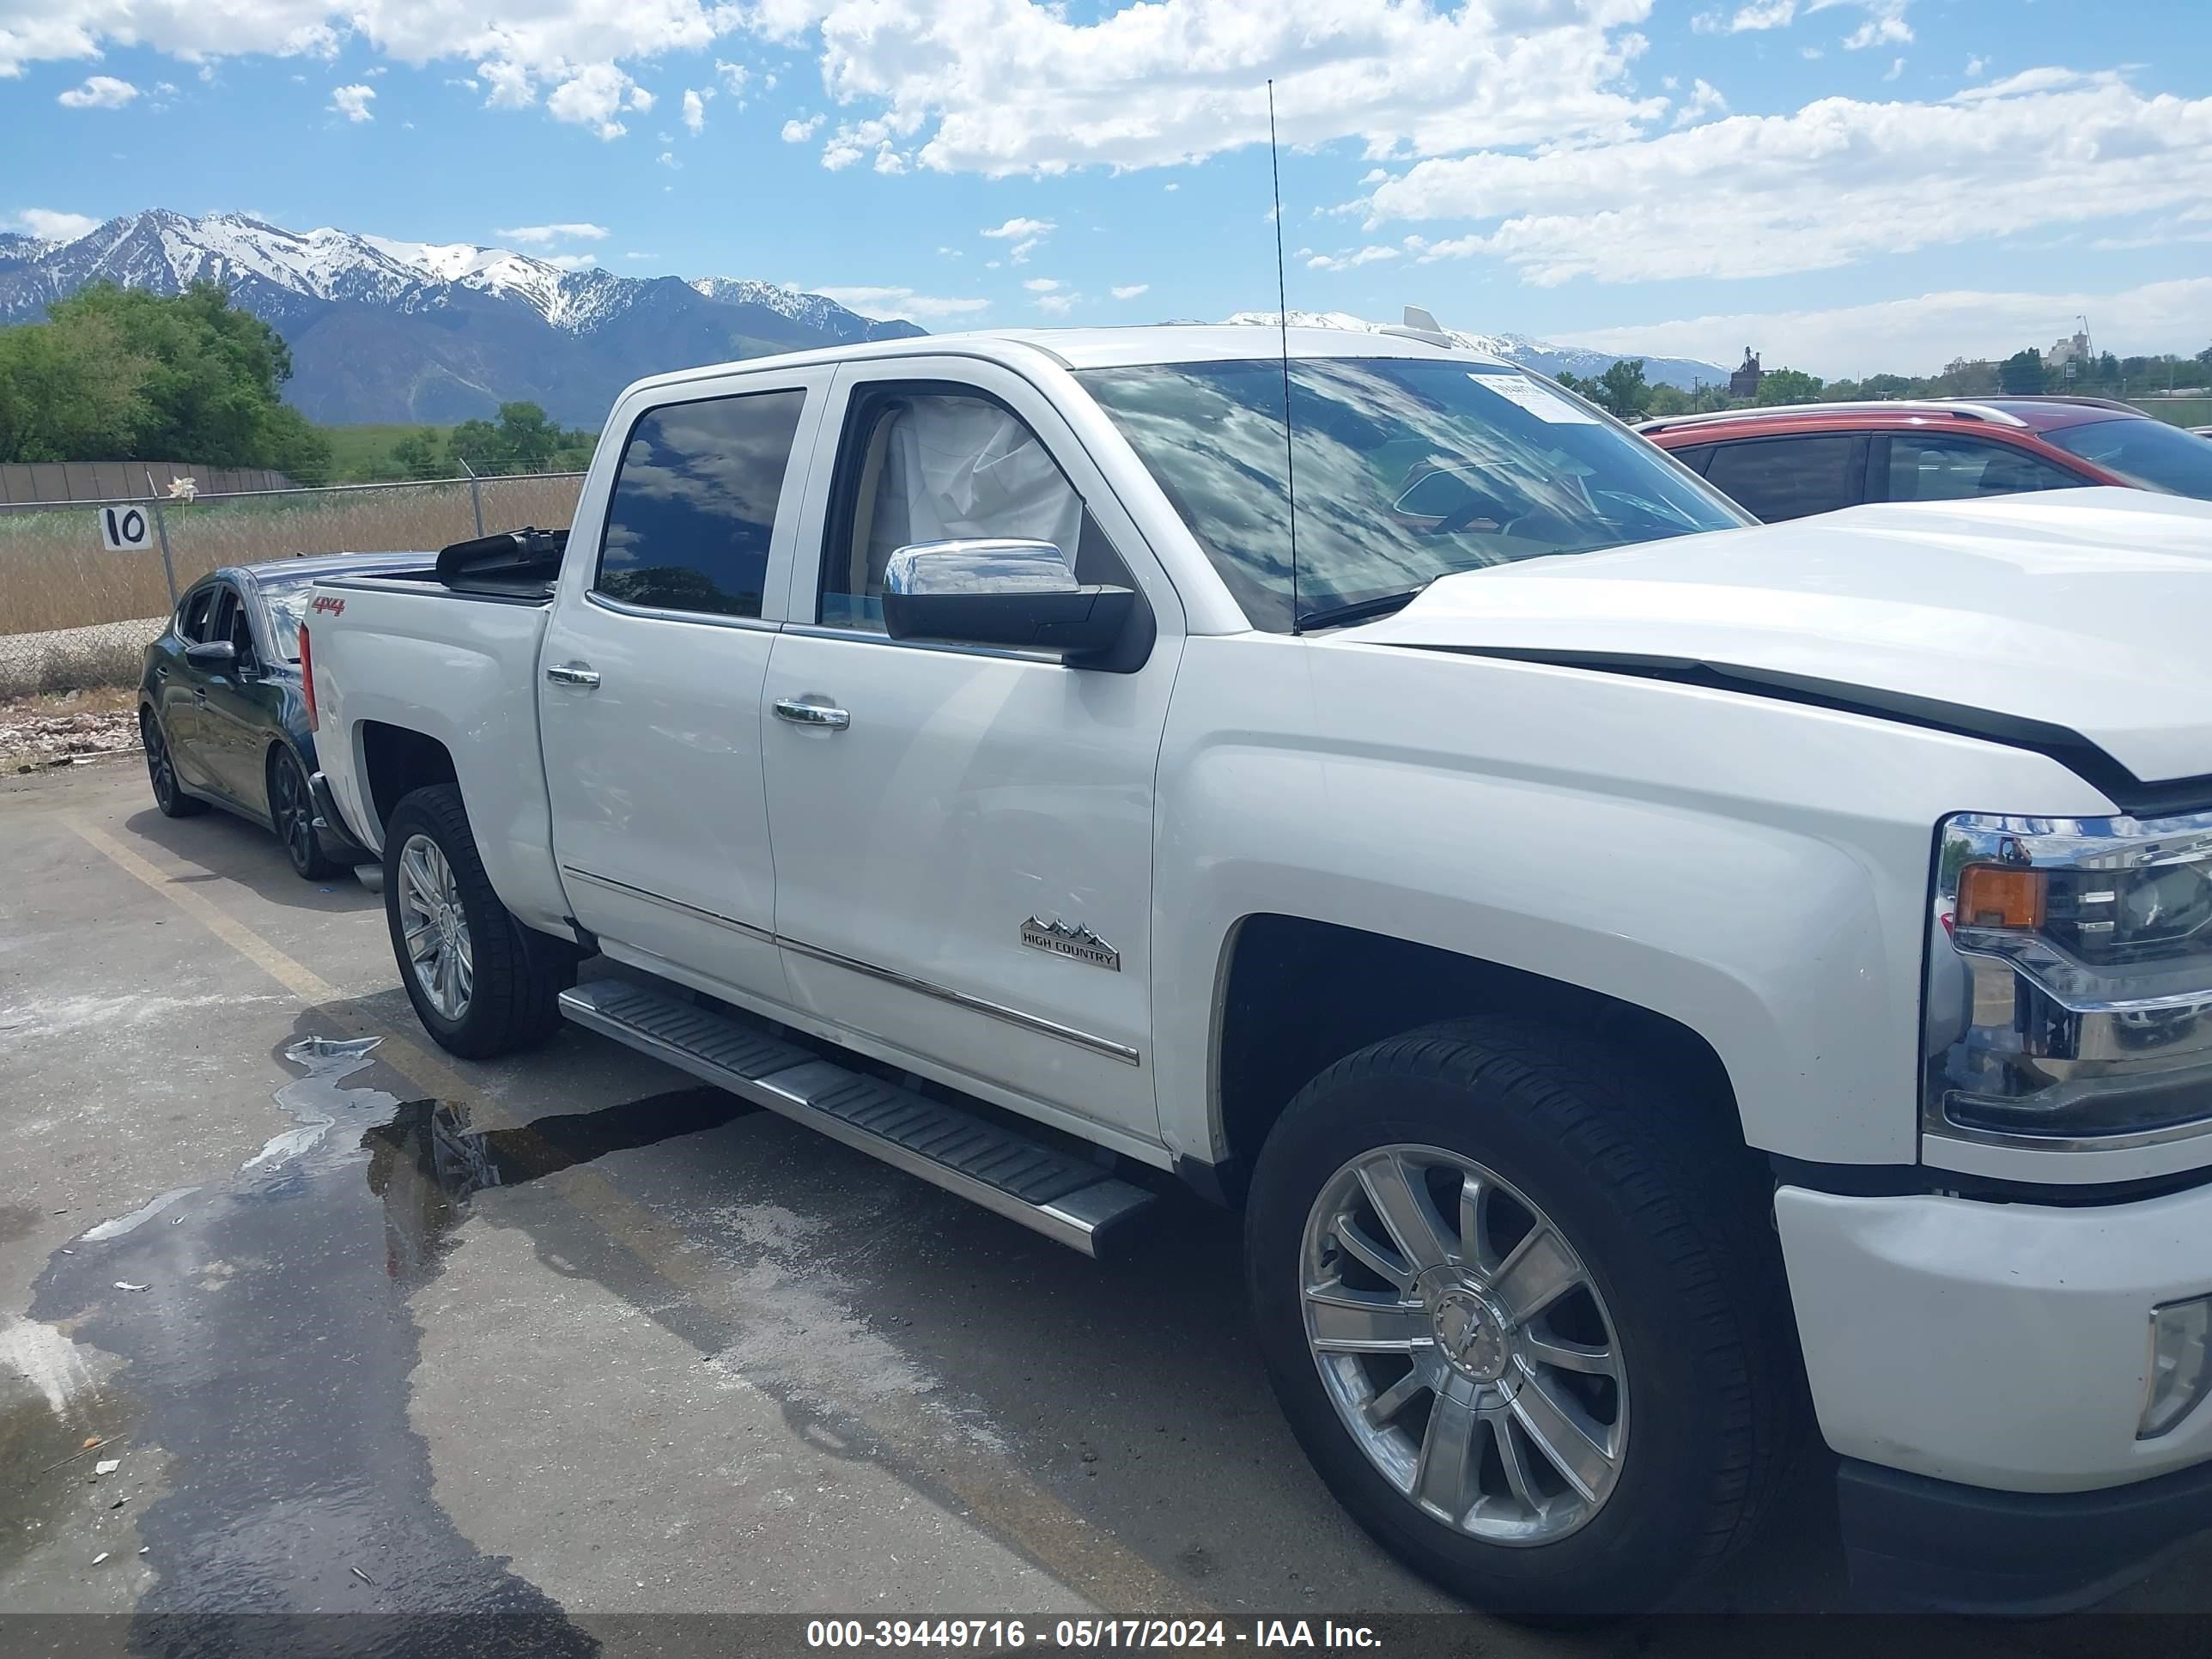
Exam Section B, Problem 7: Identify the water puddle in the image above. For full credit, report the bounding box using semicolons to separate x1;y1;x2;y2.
15;1032;752;1650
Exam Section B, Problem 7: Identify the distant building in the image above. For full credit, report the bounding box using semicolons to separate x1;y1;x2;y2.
2047;316;2093;379
1729;348;1762;399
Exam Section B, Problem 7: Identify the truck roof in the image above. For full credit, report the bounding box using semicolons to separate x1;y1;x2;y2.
619;323;1515;399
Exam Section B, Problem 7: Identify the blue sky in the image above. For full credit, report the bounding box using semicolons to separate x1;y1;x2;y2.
5;0;2210;375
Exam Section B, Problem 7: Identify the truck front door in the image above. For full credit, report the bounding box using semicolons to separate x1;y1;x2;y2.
760;361;1184;1149
538;369;828;1000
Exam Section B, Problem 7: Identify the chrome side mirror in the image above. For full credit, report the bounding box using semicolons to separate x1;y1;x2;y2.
882;539;1139;665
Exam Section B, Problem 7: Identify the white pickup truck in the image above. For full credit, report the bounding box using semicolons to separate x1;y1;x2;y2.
304;324;2212;1617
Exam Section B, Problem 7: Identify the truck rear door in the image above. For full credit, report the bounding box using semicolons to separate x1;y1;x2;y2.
759;357;1185;1148
537;367;830;997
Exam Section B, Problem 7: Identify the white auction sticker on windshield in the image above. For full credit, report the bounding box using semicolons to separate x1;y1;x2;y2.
1470;374;1598;424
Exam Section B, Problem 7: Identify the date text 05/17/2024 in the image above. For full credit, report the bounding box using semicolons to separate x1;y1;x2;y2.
805;1620;1382;1649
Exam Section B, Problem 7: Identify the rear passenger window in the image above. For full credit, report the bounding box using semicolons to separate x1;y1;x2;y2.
595;389;807;618
1884;434;2086;502
1667;443;1717;477
1702;435;1864;522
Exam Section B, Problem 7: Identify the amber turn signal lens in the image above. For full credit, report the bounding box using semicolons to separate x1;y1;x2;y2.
1958;864;2047;930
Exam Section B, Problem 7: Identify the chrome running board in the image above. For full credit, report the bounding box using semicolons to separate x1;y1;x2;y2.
558;978;1157;1258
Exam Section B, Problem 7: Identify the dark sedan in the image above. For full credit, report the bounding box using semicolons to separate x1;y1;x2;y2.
137;552;429;878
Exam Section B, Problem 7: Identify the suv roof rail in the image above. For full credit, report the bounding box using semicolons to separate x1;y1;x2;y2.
1634;399;2031;436
1932;393;2142;415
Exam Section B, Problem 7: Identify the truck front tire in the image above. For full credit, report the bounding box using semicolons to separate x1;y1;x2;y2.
382;783;574;1058
1244;1017;1801;1617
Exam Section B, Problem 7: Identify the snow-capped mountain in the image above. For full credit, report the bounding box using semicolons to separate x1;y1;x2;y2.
1223;309;1729;392
0;210;925;424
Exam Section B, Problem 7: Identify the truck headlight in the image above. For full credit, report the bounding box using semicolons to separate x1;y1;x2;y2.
1926;809;2212;1146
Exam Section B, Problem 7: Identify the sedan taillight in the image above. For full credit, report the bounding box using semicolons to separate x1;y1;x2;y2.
300;624;319;732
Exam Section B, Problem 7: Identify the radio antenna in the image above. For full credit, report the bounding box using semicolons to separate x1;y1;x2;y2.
1267;79;1302;633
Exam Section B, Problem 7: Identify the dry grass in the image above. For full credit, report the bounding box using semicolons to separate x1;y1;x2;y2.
0;474;583;636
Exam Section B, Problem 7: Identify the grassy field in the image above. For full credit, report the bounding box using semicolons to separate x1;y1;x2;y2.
324;422;456;482
2130;398;2212;428
0;473;583;636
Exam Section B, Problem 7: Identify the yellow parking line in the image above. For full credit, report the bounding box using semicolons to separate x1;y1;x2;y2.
65;813;1207;1616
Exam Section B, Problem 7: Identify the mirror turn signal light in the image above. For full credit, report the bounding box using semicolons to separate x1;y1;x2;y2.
1957;864;2046;931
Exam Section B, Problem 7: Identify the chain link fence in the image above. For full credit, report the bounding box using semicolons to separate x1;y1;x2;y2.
0;471;585;699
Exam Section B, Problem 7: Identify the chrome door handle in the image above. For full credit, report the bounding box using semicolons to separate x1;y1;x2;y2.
544;662;601;688
774;697;850;730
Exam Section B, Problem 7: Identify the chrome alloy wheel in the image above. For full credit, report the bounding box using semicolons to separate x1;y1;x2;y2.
1299;1145;1628;1545
397;833;473;1021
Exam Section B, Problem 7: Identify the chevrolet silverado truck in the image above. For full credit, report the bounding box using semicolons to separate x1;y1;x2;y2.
303;325;2212;1616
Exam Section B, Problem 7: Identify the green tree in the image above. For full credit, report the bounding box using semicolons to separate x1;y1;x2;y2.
1593;358;1652;420
1754;368;1826;406
1999;348;2046;394
0;280;331;479
0;308;150;461
446;402;594;475
391;428;450;481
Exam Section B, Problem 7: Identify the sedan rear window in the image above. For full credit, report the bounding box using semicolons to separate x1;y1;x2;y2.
2044;416;2212;501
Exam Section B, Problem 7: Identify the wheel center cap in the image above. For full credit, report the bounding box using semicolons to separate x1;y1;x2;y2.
1419;1275;1513;1382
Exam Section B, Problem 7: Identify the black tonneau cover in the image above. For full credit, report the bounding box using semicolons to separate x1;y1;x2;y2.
433;526;568;599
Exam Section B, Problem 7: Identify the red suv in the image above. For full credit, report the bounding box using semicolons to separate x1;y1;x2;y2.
1638;396;2212;521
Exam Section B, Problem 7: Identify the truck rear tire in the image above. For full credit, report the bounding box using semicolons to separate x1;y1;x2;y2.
1243;1016;1800;1618
382;783;574;1059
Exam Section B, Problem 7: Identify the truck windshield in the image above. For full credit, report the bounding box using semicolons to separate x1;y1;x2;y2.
2044;416;2212;501
1077;356;1747;631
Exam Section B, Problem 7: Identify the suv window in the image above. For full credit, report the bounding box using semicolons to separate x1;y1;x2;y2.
1700;434;1864;521
178;586;216;641
821;386;1132;631
1884;434;2086;502
595;388;808;618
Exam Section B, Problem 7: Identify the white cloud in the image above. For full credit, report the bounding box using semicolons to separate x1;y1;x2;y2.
1829;0;1912;50
811;0;1663;176
1307;245;1400;270
1552;276;2212;380
781;113;823;143
1673;78;1726;127
1034;292;1077;317
622;250;660;259
497;222;610;245
1369;70;2212;286
544;253;600;270
1966;55;1987;77
1692;1;1796;33
659;149;680;168
8;209;100;241
1110;283;1150;300
715;59;750;97
1884;56;1905;81
58;75;137;109
982;216;1054;240
1022;276;1060;291
813;284;990;320
546;64;651;140
683;87;709;133
1163;182;1179;192
479;61;533;109
329;83;374;123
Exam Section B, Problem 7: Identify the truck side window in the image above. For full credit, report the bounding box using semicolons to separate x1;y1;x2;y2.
1700;434;1864;522
820;386;1130;631
595;388;807;619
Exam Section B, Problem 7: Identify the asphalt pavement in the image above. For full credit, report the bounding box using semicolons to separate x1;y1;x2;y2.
1;758;2203;1658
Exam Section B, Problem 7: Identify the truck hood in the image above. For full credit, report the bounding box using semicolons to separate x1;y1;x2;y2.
1358;486;2212;791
